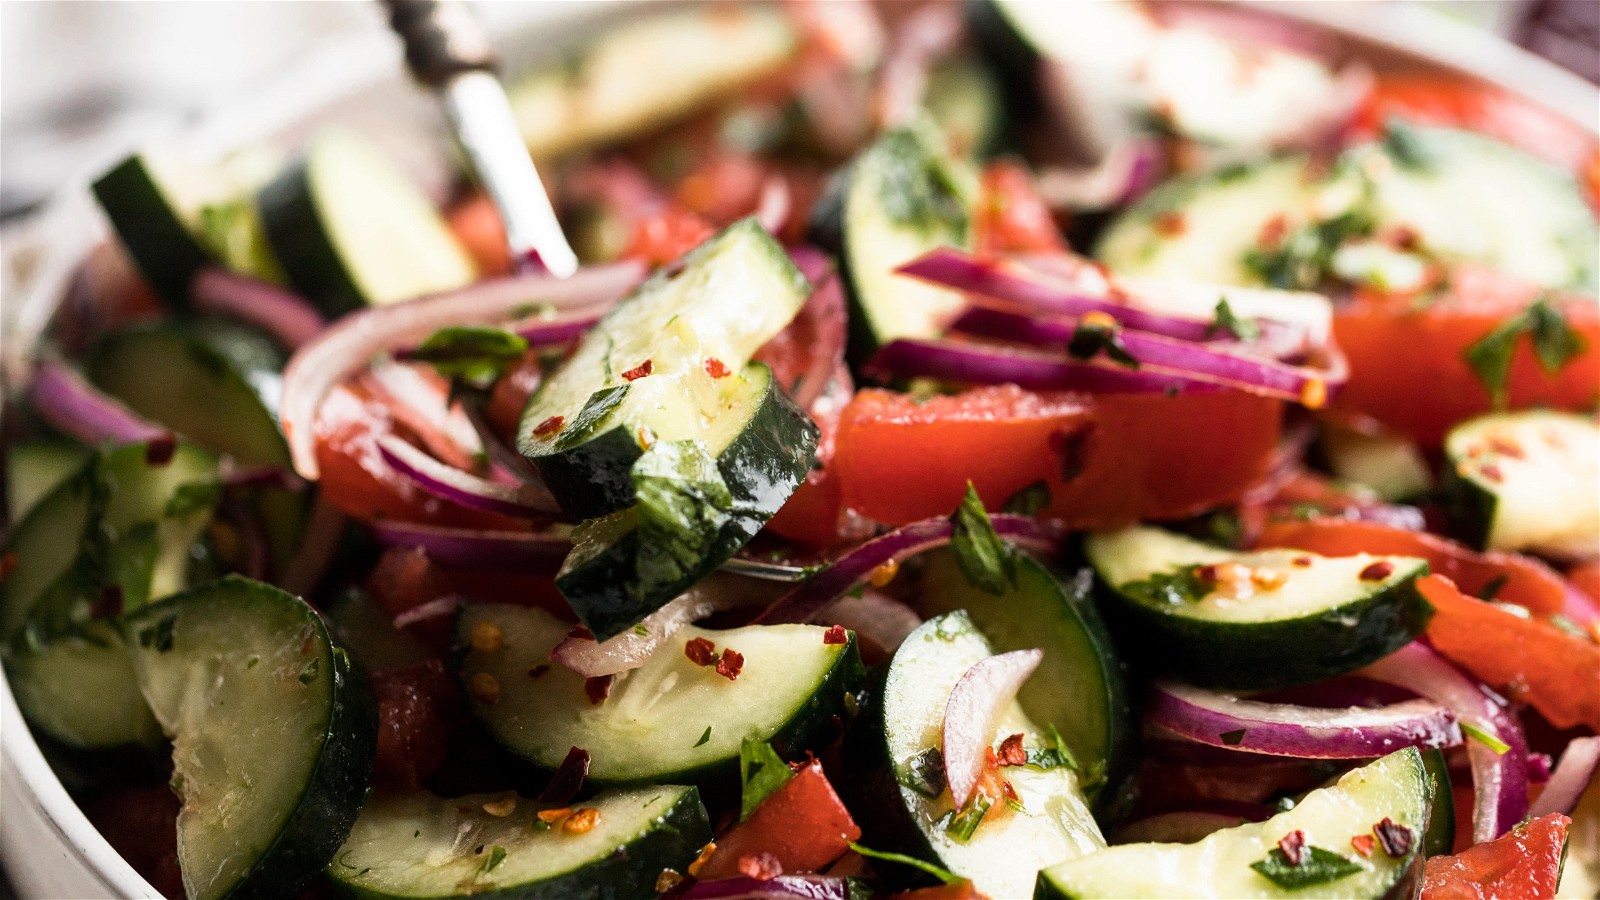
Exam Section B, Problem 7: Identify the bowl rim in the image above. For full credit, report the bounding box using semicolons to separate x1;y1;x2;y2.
1;3;1595;898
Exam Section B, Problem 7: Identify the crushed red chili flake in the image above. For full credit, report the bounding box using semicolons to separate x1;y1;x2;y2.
997;733;1028;767
1152;211;1187;237
716;648;745;681
537;746;590;804
1487;436;1525;459
527;664;550;679
868;559;900;587
1385;225;1422;251
1292;556;1313;568
1350;834;1375;857
1258;214;1290;248
622;359;653;381
704;357;731;378
1278;829;1309;866
822;624;848;645
687;842;717;878
0;552;15;582
737;852;784;881
1359;561;1395;581
685;637;718;666
1001;780;1022;805
1480;463;1504;483
533;415;566;437
144;434;177;466
563;807;601;834
1373;817;1414;857
584;675;614;705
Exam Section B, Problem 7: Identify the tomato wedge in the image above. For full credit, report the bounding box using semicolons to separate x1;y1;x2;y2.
1333;267;1600;447
445;192;511;278
974;160;1067;257
1256;519;1568;616
1416;575;1600;732
1421;812;1571;900
1569;561;1600;603
697;759;861;880
833;385;1281;529
888;881;990;900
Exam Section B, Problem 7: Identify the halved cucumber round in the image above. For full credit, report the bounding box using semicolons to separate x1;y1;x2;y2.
1084;526;1432;689
8;620;162;752
1442;410;1599;560
327;785;711;900
842;611;1105;899
1036;748;1433;899
914;550;1133;809
4;438;91;523
457;603;862;788
122;576;377;900
258;129;476;315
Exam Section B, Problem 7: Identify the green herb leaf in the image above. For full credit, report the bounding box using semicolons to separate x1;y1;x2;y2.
1250;846;1363;890
1242;209;1375;291
1221;728;1247;746
410;326;528;388
1464;298;1586;405
1120;565;1211;606
1067;322;1140;369
1382;119;1434;171
1024;723;1080;773
948;483;1017;596
1001;480;1051;516
164;481;222;519
694;726;712;748
552;384;630;450
739;739;793;821
1461;721;1511;755
1208;297;1262;342
479;845;507;876
940;793;992;842
632;439;734;599
848;843;962;885
1478;575;1509;603
1527;299;1586;373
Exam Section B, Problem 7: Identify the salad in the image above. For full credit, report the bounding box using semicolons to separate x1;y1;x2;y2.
3;2;1598;899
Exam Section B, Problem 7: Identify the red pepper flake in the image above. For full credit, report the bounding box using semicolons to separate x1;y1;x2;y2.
737;852;784;881
533;415;565;437
1373;817;1414;858
537;746;590;804
868;559;899;587
1359;561;1395;581
563;807;601;834
1385;225;1422;251
584;675;614;705
1001;779;1022;805
685;636;718;667
716;648;745;681
89;585;124;620
823;624;848;645
0;551;16;583
527;664;550;679
687;842;717;878
1152;211;1187;237
1480;463;1504;483
1487;437;1525;459
1292;556;1313;568
144;433;177;466
997;733;1028;767
1350;833;1375;857
1278;829;1309;866
621;359;653;381
1257;214;1290;248
704;357;731;379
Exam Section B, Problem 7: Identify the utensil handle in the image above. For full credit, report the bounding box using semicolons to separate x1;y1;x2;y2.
381;0;496;87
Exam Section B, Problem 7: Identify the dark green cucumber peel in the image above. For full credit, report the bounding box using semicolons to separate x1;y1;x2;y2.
256;154;365;316
123;576;377;900
1419;748;1454;858
91;155;214;308
554;367;817;640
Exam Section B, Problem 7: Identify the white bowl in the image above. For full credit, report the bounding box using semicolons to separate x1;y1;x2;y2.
1;3;1594;898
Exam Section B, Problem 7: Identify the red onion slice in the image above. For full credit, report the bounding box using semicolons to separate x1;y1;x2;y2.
189;267;326;351
549;575;779;677
682;875;851;900
392;594;465;630
359;360;484;471
510;311;603;348
368;521;571;571
376;434;562;519
281;261;644;479
754;514;1063;625
944;649;1044;809
1035;138;1165;212
756;247;848;412
864;337;1227;396
1529;736;1600;818
29;359;171;446
1147;680;1461;759
754;176;792;237
1360;642;1530;842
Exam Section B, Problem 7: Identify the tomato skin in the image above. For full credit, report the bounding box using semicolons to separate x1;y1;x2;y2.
1569;561;1600;603
83;786;185;900
1421;813;1570;900
697;760;861;880
371;659;462;792
1333;268;1600;447
1416;575;1600;732
1256;519;1569;616
887;881;989;900
445;193;511;277
623;206;716;268
974;160;1066;257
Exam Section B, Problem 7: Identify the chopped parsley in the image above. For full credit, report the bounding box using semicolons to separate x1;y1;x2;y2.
478;845;507;876
1120;566;1212;606
1463;297;1586;405
948;483;1018;596
1381;119;1434;171
1001;480;1051;516
849;843;962;885
939;793;992;842
1478;575;1509;603
552;385;630;450
1249;845;1363;890
694;726;712;748
1024;723;1080;773
1242;209;1375;291
408;326;528;388
1220;728;1247;746
1208;297;1261;342
738;739;793;821
1461;721;1511;755
1066;321;1140;369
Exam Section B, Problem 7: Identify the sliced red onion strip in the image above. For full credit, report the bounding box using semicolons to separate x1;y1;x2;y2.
1147;680;1461;759
281;261;644;479
511;311;603;348
1360;642;1530;842
754;176;792;236
1529;736;1600;818
368;521;571;571
549;575;780;677
392;594;465;630
189;267;326;350
29;359;170;447
945;649;1044;809
1035;138;1164;211
376;434;562;519
864;337;1226;396
759;247;847;412
682;875;851;900
754;514;1063;625
360;360;484;471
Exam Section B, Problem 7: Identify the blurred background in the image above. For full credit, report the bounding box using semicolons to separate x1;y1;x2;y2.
1;0;1596;220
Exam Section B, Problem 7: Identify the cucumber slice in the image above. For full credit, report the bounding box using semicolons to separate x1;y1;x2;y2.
518;218;812;520
0;458;97;640
1442;411;1600;560
1084;526;1432;689
1319;425;1434;503
91;148;284;307
1037;749;1432;899
925;57;1006;160
123;576;377;900
5;439;91;523
1418;748;1454;858
457;603;862;787
328;785;711;900
259;129;476;315
843;611;1105;899
8;620;162;751
915;551;1133;807
551;363;816;639
509;4;797;161
809;124;975;360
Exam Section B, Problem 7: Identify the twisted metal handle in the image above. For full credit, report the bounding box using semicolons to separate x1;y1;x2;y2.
380;0;496;87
